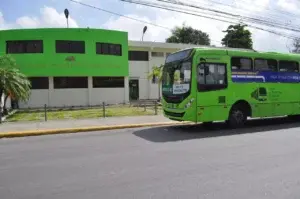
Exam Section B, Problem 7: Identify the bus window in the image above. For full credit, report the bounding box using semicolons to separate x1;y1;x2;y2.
279;61;299;72
198;63;226;88
254;59;277;71
231;57;252;70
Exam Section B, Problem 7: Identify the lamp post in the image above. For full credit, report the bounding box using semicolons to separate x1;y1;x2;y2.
142;26;147;41
64;9;69;28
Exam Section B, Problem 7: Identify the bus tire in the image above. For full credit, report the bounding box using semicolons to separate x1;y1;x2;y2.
228;104;247;128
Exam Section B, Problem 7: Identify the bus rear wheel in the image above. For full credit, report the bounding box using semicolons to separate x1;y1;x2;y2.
227;105;247;128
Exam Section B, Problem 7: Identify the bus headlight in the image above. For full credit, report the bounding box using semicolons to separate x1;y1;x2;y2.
185;102;191;108
185;98;195;109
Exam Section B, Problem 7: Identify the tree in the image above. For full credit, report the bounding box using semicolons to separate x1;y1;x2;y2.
166;23;211;45
221;24;253;49
0;55;31;116
148;64;163;100
288;38;300;53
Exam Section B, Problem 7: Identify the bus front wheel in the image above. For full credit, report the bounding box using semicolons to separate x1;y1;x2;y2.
227;105;247;128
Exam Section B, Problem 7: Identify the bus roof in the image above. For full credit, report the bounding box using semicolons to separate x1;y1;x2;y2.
172;46;300;61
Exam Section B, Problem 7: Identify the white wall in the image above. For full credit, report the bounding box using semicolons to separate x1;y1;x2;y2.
129;61;149;78
90;88;125;105
150;57;165;68
50;89;89;107
149;83;162;99
129;61;150;99
19;76;127;108
138;79;149;99
19;90;49;108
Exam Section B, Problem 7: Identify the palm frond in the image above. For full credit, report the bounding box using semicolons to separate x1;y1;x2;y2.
0;55;31;103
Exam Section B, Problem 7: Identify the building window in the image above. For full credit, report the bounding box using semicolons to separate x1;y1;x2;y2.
129;51;149;61
6;40;43;54
96;43;122;56
29;77;49;89
55;40;85;54
231;57;253;70
279;61;299;72
151;52;164;57
254;59;277;71
53;77;88;89
93;77;124;88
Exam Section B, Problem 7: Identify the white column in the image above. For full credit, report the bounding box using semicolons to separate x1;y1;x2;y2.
147;48;152;99
88;76;93;106
48;76;54;107
0;93;3;109
6;96;11;109
124;76;129;103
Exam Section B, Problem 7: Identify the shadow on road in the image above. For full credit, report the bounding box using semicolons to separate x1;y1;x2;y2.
133;117;300;142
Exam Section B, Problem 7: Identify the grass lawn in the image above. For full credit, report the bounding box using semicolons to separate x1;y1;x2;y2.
6;105;162;122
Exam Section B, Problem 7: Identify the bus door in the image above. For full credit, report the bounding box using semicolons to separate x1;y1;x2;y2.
196;62;229;122
253;86;274;117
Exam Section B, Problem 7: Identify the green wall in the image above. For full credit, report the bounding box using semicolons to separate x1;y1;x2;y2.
0;28;129;77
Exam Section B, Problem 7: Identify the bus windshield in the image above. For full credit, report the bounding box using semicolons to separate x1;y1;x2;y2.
162;61;191;95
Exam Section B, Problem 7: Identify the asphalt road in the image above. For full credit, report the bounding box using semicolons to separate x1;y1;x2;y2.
1;118;300;199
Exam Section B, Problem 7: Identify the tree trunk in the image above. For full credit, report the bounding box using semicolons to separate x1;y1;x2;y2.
0;89;2;106
158;83;161;101
3;95;8;115
0;89;3;121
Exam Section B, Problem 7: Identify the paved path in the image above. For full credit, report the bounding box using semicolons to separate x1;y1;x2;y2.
1;117;300;199
0;115;175;133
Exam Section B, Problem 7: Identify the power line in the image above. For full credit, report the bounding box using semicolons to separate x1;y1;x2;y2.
69;0;170;30
68;0;223;44
120;0;300;40
185;0;300;20
150;0;300;33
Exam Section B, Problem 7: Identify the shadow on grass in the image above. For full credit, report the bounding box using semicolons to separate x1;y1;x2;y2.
133;117;300;143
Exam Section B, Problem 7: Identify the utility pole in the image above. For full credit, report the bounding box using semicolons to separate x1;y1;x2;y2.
64;9;69;28
142;26;147;41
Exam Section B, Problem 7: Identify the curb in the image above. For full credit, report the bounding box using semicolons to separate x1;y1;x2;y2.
0;121;192;139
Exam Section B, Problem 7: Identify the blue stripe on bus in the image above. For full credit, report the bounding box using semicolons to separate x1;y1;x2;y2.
231;70;300;83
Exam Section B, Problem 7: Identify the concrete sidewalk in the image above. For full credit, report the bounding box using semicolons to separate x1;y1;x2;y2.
0;115;180;133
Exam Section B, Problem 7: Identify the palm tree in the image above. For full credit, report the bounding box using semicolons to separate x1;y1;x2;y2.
0;55;31;116
148;64;164;101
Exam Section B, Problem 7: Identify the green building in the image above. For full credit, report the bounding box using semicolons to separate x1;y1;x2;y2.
0;28;130;108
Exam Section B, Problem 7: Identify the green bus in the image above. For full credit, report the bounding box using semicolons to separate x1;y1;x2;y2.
161;47;300;128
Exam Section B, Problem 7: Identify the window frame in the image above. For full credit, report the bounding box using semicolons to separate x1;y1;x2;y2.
55;40;85;54
197;62;228;92
278;60;299;73
151;52;164;57
96;42;122;56
29;77;49;90
92;77;125;88
129;50;149;61
231;56;253;71
6;40;43;54
53;77;88;89
254;58;278;72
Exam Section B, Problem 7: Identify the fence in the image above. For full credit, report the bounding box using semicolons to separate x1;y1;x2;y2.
4;100;161;122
